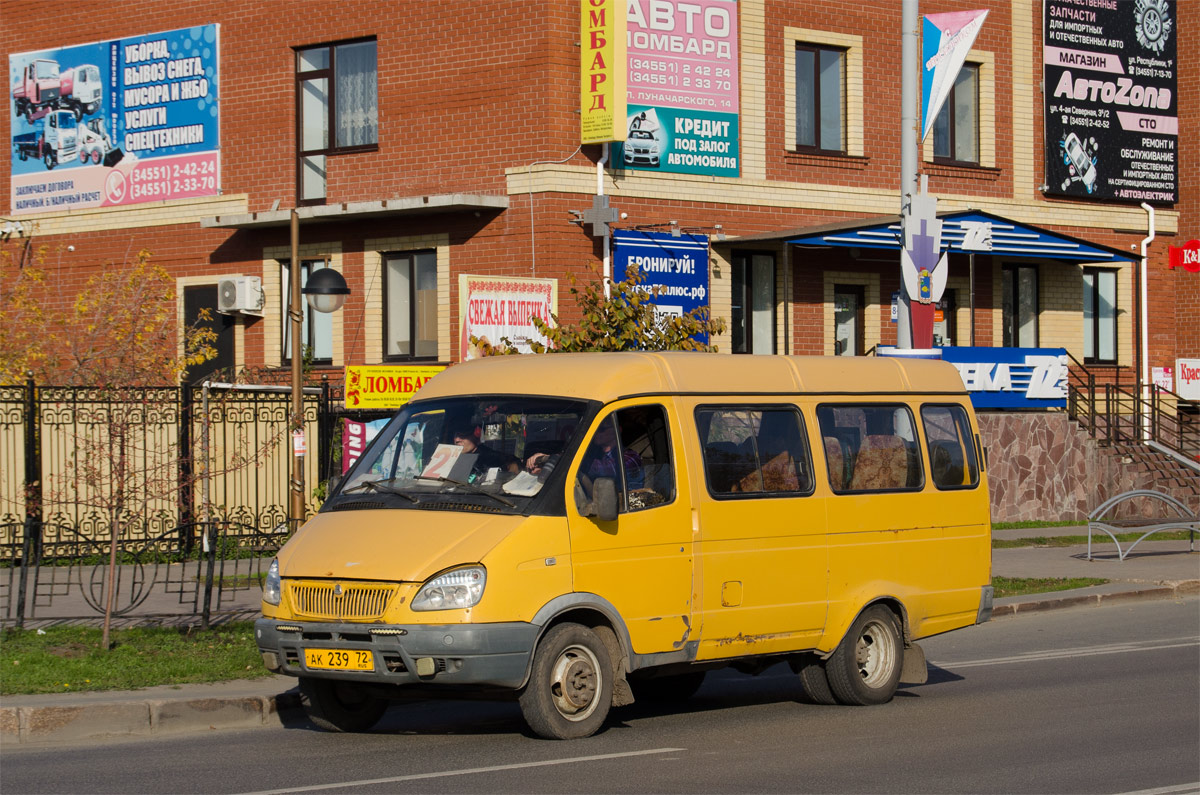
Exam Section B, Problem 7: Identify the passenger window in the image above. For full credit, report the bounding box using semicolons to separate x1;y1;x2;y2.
574;405;674;514
817;404;923;493
696;407;813;498
921;404;980;489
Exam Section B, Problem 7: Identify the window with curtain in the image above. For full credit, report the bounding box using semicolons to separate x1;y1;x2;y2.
1083;268;1117;364
384;250;439;360
795;44;845;153
1001;264;1038;348
933;63;979;164
295;38;377;204
281;259;334;365
731;252;776;354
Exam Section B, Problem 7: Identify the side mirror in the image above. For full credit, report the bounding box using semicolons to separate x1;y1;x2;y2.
590;477;619;522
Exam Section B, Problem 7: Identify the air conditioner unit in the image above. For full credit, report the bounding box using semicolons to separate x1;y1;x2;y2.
217;276;264;316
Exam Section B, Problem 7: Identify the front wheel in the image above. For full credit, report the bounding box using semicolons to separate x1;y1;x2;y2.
519;623;613;740
298;677;388;733
43;151;55;170
825;605;903;706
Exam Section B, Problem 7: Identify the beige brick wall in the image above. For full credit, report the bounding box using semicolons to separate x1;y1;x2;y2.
823;271;880;356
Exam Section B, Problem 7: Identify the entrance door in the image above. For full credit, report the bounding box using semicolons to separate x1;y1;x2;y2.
565;401;694;654
184;285;235;384
834;284;864;356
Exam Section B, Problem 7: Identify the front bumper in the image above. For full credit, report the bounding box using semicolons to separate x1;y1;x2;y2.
255;618;539;689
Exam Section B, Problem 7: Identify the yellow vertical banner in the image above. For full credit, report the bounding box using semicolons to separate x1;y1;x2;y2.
580;0;627;144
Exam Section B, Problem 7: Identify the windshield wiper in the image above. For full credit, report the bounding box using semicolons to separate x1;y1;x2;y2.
419;476;518;508
340;479;418;503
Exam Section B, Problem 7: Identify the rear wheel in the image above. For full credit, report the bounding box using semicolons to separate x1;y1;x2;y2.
790;655;838;705
629;670;706;703
298;677;388;733
519;623;613;740
825;605;903;706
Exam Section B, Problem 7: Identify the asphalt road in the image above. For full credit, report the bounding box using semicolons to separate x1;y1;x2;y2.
3;598;1198;795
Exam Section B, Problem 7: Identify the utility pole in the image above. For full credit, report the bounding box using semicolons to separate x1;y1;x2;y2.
897;0;920;349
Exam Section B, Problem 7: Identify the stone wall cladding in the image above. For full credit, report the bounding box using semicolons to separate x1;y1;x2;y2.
979;412;1199;522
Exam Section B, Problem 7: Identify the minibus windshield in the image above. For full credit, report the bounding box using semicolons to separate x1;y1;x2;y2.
336;396;590;508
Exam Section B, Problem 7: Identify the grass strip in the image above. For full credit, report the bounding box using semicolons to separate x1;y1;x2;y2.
992;576;1108;598
993;530;1194;548
1;622;273;696
992;520;1083;530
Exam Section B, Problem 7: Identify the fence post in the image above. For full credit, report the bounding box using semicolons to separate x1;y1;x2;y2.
319;376;332;484
178;380;194;553
1087;372;1096;437
201;521;217;630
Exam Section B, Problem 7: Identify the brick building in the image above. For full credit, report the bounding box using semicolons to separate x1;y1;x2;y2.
2;1;1196;517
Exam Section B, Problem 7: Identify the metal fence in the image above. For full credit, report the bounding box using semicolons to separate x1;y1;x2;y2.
0;378;354;627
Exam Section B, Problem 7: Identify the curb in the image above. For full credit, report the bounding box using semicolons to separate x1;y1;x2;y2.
990;580;1199;619
1;690;301;747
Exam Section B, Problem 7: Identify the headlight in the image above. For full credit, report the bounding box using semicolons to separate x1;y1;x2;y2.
411;566;486;612
263;559;281;606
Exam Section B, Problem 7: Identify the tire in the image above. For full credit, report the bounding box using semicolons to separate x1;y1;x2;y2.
91;150;102;165
825;605;903;706
298;677;388;733
629;670;706;703
790;655;838;705
519;623;613;740
72;105;84;121
43;151;55;170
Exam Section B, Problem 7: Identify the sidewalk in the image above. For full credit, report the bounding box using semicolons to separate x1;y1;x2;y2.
3;528;1197;747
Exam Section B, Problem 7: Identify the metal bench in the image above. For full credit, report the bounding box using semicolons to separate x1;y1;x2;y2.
1087;490;1198;562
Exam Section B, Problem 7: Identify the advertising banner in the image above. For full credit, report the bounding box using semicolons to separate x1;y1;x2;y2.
1043;0;1176;203
344;365;445;410
613;229;710;343
1169;240;1199;273
581;0;628;143
616;0;739;177
9;24;220;215
459;275;558;360
1177;359;1200;401
342;417;389;474
880;346;1070;409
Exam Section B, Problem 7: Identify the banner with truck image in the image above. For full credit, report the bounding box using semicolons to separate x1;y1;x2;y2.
9;24;220;215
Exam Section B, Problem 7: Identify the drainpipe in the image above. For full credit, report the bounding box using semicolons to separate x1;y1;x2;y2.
1139;203;1154;442
599;143;611;297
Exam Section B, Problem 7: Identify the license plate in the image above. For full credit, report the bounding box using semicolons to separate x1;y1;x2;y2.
304;648;374;672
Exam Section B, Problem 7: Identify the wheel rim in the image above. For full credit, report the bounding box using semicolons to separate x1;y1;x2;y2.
549;643;602;722
854;619;898;688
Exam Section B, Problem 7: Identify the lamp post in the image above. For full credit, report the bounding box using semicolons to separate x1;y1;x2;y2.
289;209;350;528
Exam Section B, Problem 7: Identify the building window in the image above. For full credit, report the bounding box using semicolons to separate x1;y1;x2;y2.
281;259;333;365
795;44;844;153
296;38;378;204
1083;268;1117;364
731;252;776;354
383;250;438;360
933;63;979;164
1001;264;1038;348
833;284;864;356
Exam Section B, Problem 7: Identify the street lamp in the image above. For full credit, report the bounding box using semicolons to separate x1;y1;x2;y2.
289;209;350;528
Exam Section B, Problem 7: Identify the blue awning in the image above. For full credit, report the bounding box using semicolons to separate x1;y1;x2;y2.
738;210;1134;263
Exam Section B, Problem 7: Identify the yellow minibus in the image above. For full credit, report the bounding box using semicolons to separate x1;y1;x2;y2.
256;353;992;739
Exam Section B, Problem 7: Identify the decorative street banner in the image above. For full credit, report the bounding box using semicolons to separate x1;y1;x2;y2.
9;24;220;215
616;0;738;177
580;0;627;144
613;229;711;343
342;417;389;474
459;275;558;360
1043;0;1176;203
921;9;988;142
344;365;446;410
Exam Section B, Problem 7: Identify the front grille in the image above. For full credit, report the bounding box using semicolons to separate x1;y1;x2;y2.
289;581;398;621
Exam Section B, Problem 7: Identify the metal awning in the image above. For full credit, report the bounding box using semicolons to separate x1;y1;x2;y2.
201;193;509;230
734;209;1134;263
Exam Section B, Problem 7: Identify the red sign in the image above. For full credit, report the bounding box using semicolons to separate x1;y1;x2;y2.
1169;240;1200;273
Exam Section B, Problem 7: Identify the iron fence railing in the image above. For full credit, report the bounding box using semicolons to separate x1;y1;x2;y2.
0;376;366;627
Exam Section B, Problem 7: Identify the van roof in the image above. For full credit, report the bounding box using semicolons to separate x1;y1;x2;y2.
415;353;968;404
